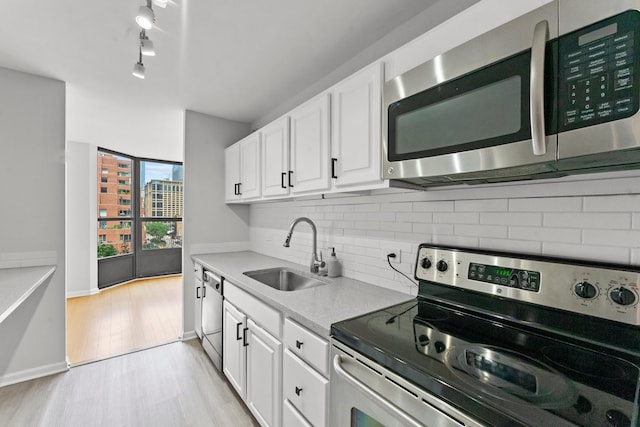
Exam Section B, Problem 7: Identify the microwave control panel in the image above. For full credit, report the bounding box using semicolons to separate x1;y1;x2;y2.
558;10;640;131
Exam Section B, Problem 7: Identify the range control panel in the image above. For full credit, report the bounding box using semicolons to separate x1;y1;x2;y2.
558;10;640;131
415;244;640;326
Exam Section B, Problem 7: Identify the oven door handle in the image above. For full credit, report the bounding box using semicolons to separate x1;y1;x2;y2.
333;355;425;427
530;19;548;156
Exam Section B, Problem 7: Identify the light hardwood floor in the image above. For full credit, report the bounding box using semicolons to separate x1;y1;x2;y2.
67;275;183;366
0;340;259;427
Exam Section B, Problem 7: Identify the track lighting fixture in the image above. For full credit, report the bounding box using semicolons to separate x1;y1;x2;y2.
140;30;155;56
153;0;169;8
135;0;155;30
132;48;145;79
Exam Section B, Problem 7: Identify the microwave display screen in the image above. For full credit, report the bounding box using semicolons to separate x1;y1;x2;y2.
395;76;521;155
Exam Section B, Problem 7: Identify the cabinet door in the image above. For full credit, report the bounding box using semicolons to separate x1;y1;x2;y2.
224;143;241;202
261;117;290;198
223;300;247;399
290;93;331;194
246;319;282;427
331;62;383;187
239;133;261;200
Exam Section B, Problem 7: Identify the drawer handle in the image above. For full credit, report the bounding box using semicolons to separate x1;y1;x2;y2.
243;327;249;347
196;286;201;299
295;386;303;396
236;322;242;341
295;340;303;349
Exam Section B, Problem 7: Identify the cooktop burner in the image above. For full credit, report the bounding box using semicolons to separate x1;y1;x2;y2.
331;244;640;427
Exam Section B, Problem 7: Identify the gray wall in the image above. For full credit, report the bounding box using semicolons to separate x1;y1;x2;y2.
0;66;66;385
182;110;251;338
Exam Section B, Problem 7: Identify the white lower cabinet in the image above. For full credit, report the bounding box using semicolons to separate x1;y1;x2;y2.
283;398;312;427
194;262;204;339
282;318;330;426
223;282;282;427
283;350;329;427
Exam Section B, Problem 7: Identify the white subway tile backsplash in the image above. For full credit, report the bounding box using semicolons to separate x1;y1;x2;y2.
433;212;479;224
509;226;581;243
480;212;542;226
455;199;508;212
583;195;640;212
249;189;640;295
396;212;433;223
509;197;582;212
582;229;640;247
455;224;507;238
478;238;542;254
544;213;631;229
413;201;454;212
542;242;630;264
380;202;413;212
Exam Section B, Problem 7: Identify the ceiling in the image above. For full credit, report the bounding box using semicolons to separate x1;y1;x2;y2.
0;0;479;125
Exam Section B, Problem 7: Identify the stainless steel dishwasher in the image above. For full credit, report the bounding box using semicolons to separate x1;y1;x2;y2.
201;270;223;370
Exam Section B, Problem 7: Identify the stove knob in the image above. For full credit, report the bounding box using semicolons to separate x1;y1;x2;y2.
605;409;630;427
434;341;446;353
436;260;448;272
610;287;636;306
420;258;432;269
574;281;597;299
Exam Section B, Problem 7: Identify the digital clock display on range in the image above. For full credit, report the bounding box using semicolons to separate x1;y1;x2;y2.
468;263;540;292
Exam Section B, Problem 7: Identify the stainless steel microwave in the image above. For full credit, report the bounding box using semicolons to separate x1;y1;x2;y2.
383;0;640;187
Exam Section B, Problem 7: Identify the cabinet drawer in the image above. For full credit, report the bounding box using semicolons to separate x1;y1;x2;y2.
225;281;282;338
284;318;329;376
283;399;312;427
283;350;328;427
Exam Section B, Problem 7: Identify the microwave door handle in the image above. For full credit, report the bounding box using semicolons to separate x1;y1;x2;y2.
530;20;549;156
333;355;424;427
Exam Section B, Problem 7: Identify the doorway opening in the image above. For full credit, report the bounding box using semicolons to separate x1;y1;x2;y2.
67;148;183;365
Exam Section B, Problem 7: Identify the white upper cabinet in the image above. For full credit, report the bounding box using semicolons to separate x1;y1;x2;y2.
331;62;384;188
289;93;331;195
261;116;291;198
224;143;241;202
225;132;262;202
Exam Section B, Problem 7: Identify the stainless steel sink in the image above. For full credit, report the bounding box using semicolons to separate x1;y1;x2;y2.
243;267;329;292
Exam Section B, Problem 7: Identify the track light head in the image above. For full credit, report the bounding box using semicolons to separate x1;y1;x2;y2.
132;61;145;79
135;4;155;29
140;30;156;56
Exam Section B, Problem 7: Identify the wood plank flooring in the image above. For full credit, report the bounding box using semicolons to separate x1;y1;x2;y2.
0;340;259;427
67;275;183;366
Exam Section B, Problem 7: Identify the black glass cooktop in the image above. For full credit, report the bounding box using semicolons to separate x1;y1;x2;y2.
331;290;640;427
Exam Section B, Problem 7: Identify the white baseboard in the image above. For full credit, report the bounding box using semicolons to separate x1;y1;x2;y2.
66;287;100;299
0;360;69;388
181;330;198;341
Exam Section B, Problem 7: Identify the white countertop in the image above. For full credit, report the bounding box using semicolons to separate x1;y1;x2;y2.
0;265;56;324
192;251;413;338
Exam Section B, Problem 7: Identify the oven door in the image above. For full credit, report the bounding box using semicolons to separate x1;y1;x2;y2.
330;343;485;427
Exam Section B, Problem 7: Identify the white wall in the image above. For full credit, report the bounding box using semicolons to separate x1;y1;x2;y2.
182;110;251;339
66;141;98;297
66;85;184;162
0;66;67;385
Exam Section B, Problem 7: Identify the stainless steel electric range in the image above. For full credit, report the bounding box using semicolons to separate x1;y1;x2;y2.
330;244;640;427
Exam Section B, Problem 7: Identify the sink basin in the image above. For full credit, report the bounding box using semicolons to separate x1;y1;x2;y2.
243;267;329;292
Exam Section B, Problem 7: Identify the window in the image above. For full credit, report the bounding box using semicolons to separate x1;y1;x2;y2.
117;171;130;177
101;168;108;174
101;177;108;183
118;163;131;169
99;221;107;229
118;209;131;217
101;187;107;193
119;199;131;206
118;179;129;185
98;234;106;242
118;189;130;195
99;209;108;217
120;234;132;242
